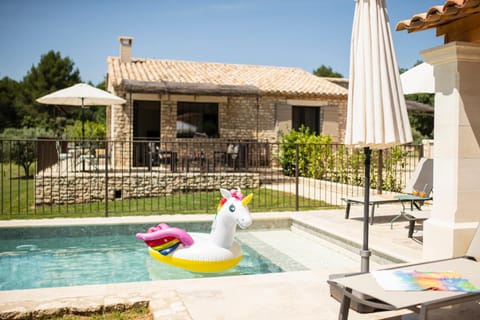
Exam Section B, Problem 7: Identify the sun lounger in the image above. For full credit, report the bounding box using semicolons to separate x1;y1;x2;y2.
342;158;433;225
329;257;480;319
328;224;480;320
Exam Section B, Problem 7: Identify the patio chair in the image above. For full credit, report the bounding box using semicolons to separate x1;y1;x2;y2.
213;143;239;171
56;140;70;161
147;142;160;169
56;140;73;170
328;223;480;320
342;158;433;225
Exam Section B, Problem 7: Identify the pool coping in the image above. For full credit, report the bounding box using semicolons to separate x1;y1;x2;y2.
0;211;410;319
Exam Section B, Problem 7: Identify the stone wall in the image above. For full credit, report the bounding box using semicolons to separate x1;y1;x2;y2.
113;94;347;142
106;92;347;170
34;172;260;206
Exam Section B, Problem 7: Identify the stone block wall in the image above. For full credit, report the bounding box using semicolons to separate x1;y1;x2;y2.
34;172;260;206
219;96;277;141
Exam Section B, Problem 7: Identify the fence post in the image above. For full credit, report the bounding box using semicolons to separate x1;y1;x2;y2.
295;144;299;211
377;150;383;194
104;140;109;217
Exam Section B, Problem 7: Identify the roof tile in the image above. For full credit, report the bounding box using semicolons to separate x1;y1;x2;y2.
396;0;480;33
107;57;347;97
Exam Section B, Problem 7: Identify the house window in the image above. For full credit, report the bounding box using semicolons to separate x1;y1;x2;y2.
177;102;219;138
292;106;321;134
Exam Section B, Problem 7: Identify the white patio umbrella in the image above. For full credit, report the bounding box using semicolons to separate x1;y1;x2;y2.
345;0;412;272
400;62;434;94
37;83;126;172
36;83;126;139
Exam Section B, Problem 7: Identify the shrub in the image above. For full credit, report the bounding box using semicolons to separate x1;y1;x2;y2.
278;126;332;177
279;127;409;193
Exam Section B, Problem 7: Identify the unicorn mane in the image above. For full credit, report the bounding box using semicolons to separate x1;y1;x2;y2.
216;188;243;211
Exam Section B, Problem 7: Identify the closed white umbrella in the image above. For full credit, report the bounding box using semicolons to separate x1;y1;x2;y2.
345;0;412;272
400;62;434;94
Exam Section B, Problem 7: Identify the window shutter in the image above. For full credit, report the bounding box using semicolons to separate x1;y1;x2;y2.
321;105;339;141
275;103;291;137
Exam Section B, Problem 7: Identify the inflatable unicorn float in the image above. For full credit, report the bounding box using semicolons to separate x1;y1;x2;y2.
136;188;253;273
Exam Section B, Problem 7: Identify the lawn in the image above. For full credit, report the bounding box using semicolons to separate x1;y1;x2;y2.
0;161;36;216
1;162;337;219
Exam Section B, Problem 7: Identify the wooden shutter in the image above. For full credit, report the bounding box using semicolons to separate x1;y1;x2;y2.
275;103;292;137
321;105;339;142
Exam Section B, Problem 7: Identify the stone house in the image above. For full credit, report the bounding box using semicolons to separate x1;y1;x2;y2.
106;36;348;169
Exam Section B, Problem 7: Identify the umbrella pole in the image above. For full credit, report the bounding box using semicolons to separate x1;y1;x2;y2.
81;119;85;140
361;147;372;273
81;98;85;172
81;118;86;171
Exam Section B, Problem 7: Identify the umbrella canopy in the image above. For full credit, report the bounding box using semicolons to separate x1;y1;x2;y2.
37;83;126;172
345;0;412;272
345;0;412;150
400;62;434;94
37;83;126;107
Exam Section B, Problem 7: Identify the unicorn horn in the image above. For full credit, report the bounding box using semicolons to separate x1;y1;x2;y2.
242;193;253;206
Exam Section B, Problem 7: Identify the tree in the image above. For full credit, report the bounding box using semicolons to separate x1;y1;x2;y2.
0;77;21;132
0;127;52;178
18;51;81;131
65;120;106;140
313;65;343;78
0;51;108;139
408;108;434;143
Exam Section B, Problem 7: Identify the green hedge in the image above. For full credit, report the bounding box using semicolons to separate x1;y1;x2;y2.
279;126;409;192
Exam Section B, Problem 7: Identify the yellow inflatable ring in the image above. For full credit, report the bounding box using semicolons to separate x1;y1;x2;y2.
147;233;243;273
136;188;253;273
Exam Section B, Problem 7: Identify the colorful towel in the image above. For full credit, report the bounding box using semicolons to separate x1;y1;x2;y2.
372;270;479;292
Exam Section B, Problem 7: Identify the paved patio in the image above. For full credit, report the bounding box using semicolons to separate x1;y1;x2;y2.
1;204;479;319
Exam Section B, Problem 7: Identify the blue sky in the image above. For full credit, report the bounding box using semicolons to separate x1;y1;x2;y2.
0;0;443;85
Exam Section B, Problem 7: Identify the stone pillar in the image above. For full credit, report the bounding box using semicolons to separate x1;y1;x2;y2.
111;92;132;169
422;42;480;259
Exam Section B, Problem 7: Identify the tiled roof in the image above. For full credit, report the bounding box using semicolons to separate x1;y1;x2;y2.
107;57;347;97
396;0;480;33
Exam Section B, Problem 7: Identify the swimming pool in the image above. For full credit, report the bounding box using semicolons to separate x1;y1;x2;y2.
0;223;283;291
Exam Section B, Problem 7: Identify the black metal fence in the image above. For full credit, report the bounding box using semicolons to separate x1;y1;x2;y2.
0;138;424;218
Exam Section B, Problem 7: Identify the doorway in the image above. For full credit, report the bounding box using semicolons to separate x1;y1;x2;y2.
133;100;160;167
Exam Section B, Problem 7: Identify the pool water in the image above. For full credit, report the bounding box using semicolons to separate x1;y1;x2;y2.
0;224;283;291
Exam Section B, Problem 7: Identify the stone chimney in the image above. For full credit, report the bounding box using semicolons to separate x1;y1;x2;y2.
119;36;134;63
